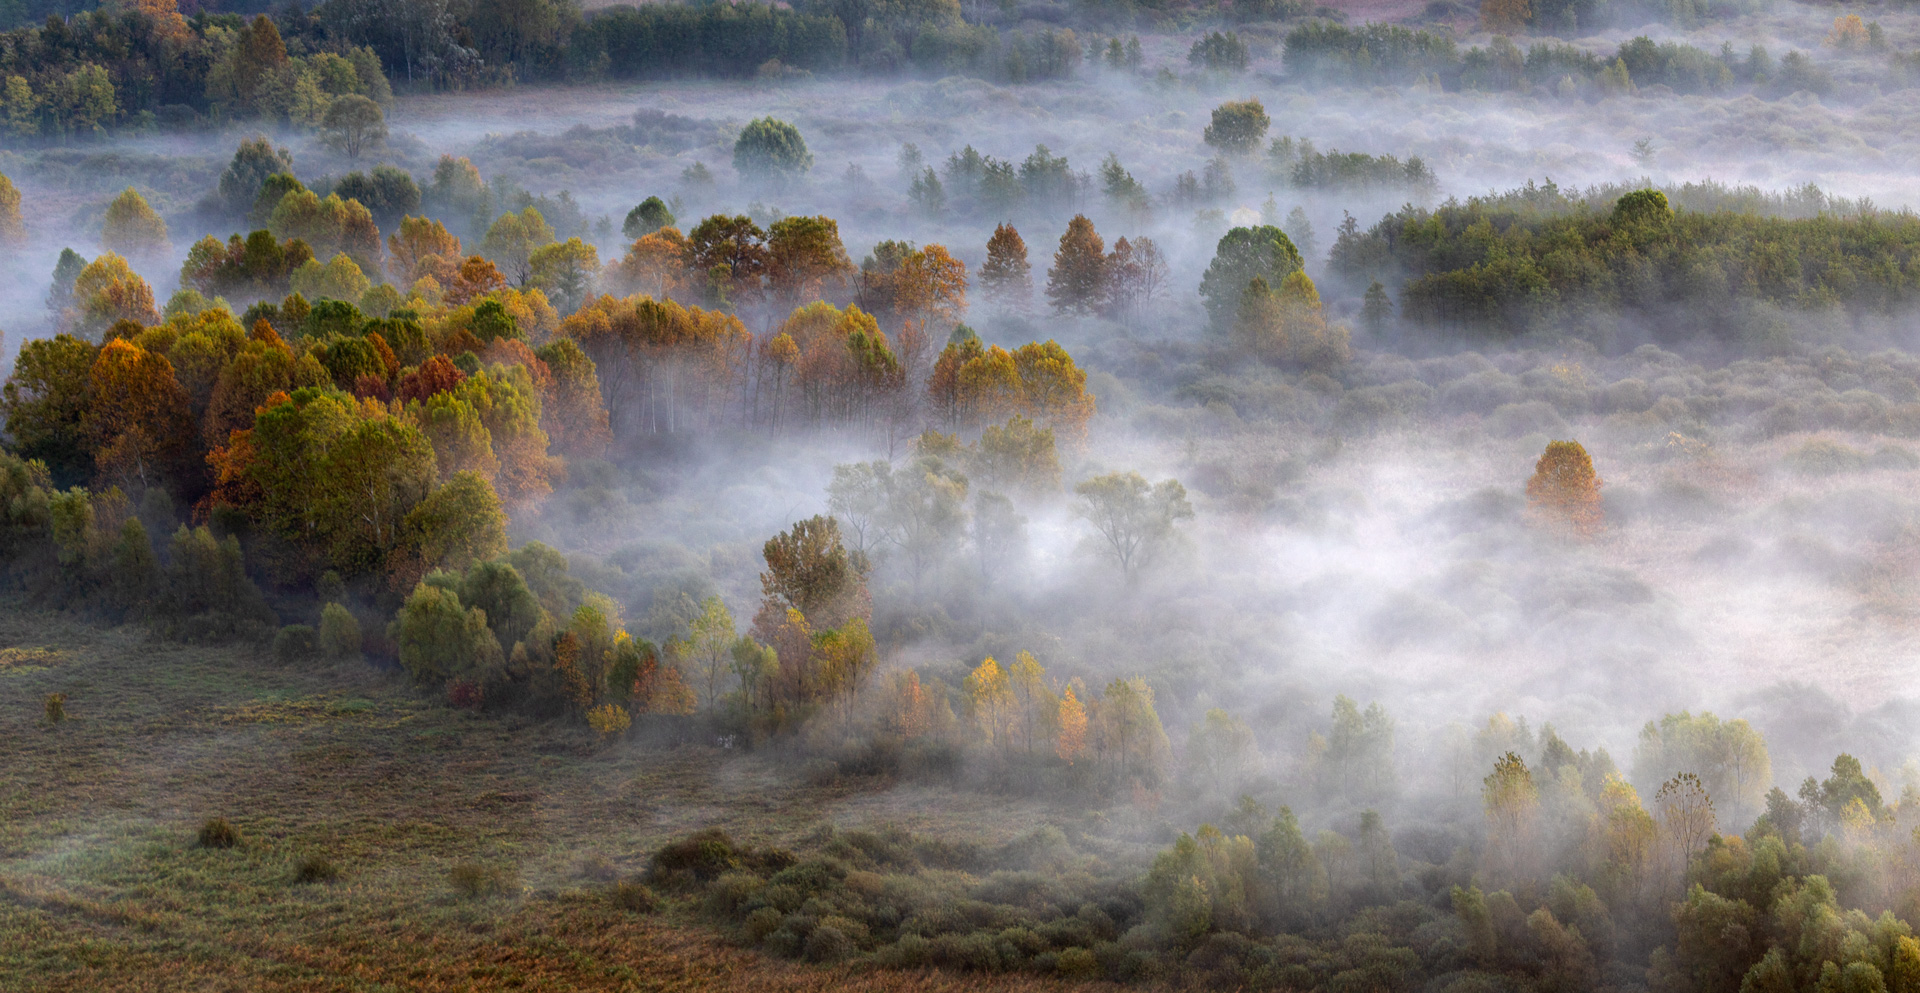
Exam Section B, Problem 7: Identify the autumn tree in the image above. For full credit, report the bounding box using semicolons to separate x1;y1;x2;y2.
387;215;462;287
71;254;158;337
1481;0;1532;33
755;514;866;633
101;188;170;263
975;415;1060;495
1526;439;1603;535
1103;235;1168;325
1656;772;1715;864
532;338;611;456
1204;99;1271;155
1057;685;1088;764
87;339;193;493
0;172;22;245
1074;471;1194;583
1483;751;1540;886
529;238;601;314
965;656;1015;751
1046;215;1108;316
613;225;689;299
482;207;557;286
980;223;1033;314
766;215;854;308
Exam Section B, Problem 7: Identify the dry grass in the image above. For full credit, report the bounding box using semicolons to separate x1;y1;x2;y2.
0;607;1098;992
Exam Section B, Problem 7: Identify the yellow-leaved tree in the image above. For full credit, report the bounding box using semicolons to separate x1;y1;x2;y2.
1526;439;1603;536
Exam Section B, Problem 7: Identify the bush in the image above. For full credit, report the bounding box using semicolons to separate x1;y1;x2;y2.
450;862;515;898
650;828;744;884
745;906;785;943
1785;439;1869;475
805;922;857;962
294;853;339;883
43;692;64;723
198;817;239;849
318;603;362;659
1058;945;1100;977
273;624;318;662
611;879;659;912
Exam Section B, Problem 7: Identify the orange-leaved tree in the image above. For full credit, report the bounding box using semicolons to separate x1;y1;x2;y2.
1526;439;1603;536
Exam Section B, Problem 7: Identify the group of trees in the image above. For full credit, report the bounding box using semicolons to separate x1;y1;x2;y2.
1330;188;1920;343
0;6;390;139
1281;20;1827;99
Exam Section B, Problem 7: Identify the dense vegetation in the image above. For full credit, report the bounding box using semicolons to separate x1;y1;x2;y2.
1280;20;1854;97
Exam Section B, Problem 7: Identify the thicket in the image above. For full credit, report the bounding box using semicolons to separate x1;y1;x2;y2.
1329;187;1920;344
0;8;389;138
657;707;1920;993
1282;21;1836;99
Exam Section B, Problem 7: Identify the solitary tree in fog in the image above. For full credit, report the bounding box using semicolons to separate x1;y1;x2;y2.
100;188;169;262
1073;471;1194;583
981;223;1033;315
623;196;674;240
320;95;386;161
733;117;812;185
1526;439;1603;536
1203;99;1270;155
1046;215;1107;316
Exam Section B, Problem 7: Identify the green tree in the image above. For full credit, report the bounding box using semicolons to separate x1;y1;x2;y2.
2;334;98;484
459;560;544;652
482;207;556;286
733;117;813;184
529;238;601;314
217;137;294;217
684;595;737;713
1203;99;1270;155
1073;471;1194;583
390;581;504;689
101;188;170;262
1200;225;1304;328
624;196;674;239
404;470;508;573
318;602;363;659
320;95;387;161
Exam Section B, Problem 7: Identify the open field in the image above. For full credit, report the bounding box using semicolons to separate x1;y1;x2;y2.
0;608;1117;992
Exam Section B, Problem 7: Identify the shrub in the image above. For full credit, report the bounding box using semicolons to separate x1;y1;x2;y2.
706;871;767;916
450;862;515;898
198;817;239;849
611;879;659;912
650;828;744;884
44;692;65;723
805;922;857;963
1785;439;1869;476
744;906;785;943
587;703;632;738
273;624;318;662
294;853;339;883
318;603;363;659
1058;945;1100;977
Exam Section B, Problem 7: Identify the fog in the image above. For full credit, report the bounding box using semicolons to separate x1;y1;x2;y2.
11;0;1920;872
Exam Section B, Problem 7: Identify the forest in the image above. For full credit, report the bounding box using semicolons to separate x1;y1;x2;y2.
7;0;1920;990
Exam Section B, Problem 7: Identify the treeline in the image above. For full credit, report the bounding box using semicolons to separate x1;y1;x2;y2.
1282;21;1836;98
647;694;1920;993
1329;188;1920;342
314;0;1088;88
0;6;389;137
